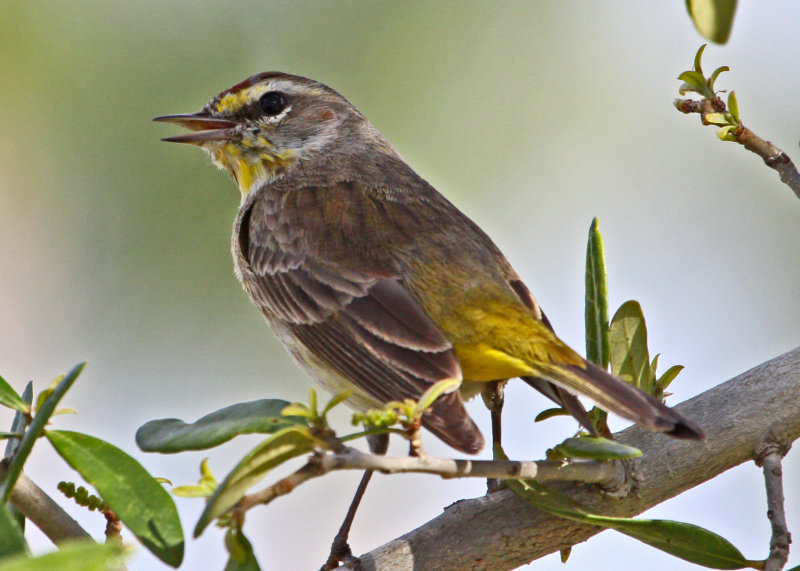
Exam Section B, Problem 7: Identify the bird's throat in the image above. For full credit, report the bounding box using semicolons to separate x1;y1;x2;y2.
210;144;296;200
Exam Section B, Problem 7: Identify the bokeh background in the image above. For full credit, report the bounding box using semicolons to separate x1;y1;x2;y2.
1;2;799;570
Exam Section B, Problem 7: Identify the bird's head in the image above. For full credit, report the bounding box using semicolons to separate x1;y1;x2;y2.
155;72;390;199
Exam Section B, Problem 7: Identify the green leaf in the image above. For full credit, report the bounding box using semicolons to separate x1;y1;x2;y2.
677;70;707;92
0;363;85;504
708;65;730;92
46;430;184;567
686;0;738;44
5;383;32;459
584;218;609;368
693;44;707;74
224;526;261;571
321;390;352;416
605;519;762;569
727;91;739;122
534;408;569;423
0;541;128;571
195;425;318;537
549;436;642;461
415;378;461;415
0;503;27;559
136;399;303;453
0;375;29;414
717;125;737;141
657;365;685;392
705;113;730;126
507;479;760;569
609;302;653;394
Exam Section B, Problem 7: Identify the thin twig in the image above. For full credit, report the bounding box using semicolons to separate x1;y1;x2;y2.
238;447;624;514
674;97;800;199
5;470;92;544
757;446;792;571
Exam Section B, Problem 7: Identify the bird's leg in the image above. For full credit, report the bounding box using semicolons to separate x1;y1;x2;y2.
482;380;506;493
320;433;389;571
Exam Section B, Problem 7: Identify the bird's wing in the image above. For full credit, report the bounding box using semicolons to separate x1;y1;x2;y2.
235;181;484;453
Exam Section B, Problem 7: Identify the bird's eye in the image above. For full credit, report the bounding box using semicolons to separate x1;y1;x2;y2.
259;91;287;116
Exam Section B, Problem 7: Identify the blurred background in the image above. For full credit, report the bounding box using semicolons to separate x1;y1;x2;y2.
1;2;798;570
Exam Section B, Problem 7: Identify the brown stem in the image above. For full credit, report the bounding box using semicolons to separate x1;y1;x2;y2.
757;447;792;571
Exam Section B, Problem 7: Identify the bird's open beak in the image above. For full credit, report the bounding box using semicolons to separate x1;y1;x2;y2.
153;114;237;144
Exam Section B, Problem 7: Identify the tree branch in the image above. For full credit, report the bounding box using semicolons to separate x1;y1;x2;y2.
757;446;792;571
0;468;92;545
239;444;624;514
347;347;800;570
675;97;800;199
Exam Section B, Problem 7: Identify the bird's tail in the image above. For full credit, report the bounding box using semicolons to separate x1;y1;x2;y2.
542;359;704;440
422;391;485;454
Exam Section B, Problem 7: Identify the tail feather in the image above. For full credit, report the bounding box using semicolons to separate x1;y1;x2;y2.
422;391;485;453
555;360;704;440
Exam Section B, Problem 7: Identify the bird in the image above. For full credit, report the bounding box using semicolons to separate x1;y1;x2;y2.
156;71;703;568
155;71;702;453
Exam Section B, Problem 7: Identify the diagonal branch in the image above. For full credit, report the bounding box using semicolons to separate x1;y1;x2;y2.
348;346;800;571
675;97;800;199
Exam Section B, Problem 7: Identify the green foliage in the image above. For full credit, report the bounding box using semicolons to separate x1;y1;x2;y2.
685;0;738;44
0;503;27;559
0;375;30;415
677;46;741;142
610;301;654;394
585;217;610;369
506;478;764;570
46;430;184;567
172;459;218;499
546;435;642;461
0;363;85;504
194;426;318;537
136;399;303;453
0;542;128;571
224;526;261;571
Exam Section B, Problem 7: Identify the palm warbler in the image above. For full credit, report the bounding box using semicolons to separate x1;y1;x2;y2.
155;72;703;453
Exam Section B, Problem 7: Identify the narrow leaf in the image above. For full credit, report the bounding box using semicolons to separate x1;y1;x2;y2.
0;363;85;503
705;113;730;126
584;218;609;368
708;65;730;92
224;526;261;571
609;302;653;394
5;383;33;459
0;541;128;571
322;390;352;416
507;478;759;569
677;71;707;91
657;365;685;392
0;503;27;558
550;436;642;461
46;431;184;567
693;43;707;74
584;517;760;569
728;91;739;122
136;399;302;453
0;375;29;414
195;426;317;537
686;0;738;44
416;378;461;415
534;408;569;423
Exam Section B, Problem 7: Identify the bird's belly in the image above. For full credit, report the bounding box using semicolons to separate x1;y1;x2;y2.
266;318;382;411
